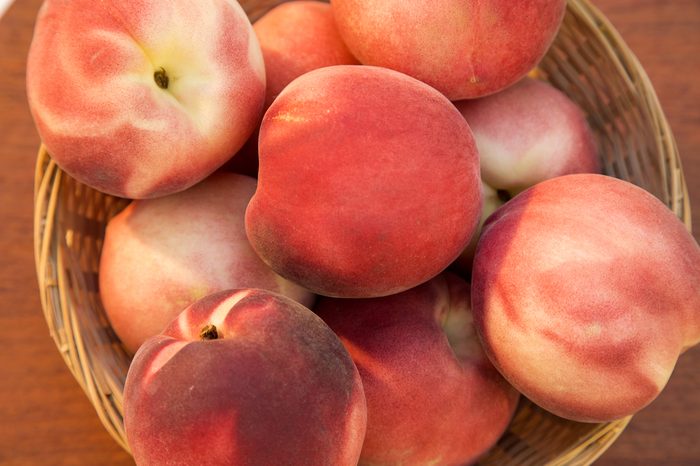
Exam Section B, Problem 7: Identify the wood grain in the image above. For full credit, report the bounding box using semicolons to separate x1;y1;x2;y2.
0;0;697;464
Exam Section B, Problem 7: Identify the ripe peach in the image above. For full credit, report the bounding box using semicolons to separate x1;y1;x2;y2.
472;174;700;422
254;0;359;108
124;289;367;465
453;77;600;270
99;173;314;354
331;0;566;99
245;65;482;298
26;0;265;198
315;273;519;465
457;78;599;196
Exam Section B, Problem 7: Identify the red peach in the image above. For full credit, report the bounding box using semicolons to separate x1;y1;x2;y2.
331;0;566;99
124;289;367;466
472;174;700;422
456;78;599;195
315;273;519;465
245;65;482;298
99;172;314;354
254;0;359;108
27;0;265;198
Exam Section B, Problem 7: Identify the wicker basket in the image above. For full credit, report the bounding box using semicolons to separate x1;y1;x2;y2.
33;0;690;464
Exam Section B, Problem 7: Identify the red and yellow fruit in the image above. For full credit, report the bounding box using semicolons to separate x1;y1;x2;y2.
27;0;265;198
100;173;314;354
316;273;519;465
472;174;700;422
124;289;367;466
331;0;566;99
246;65;482;298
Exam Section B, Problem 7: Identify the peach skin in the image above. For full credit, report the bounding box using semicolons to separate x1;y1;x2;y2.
124;289;367;466
331;0;566;99
316;273;519;465
26;0;265;198
246;65;482;298
99;172;314;354
472;174;700;422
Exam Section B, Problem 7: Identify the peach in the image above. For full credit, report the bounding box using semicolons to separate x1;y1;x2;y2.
315;273;519;465
26;0;265;198
453;77;600;270
124;289;367;465
254;0;359;108
99;172;314;354
245;65;482;298
471;174;700;422
331;0;566;100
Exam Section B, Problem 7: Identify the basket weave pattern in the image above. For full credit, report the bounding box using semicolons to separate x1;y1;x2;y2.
33;0;690;464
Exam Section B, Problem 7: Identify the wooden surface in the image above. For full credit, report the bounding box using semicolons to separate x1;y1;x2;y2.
0;0;698;464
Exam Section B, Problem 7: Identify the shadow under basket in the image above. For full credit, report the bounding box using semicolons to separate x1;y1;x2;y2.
33;0;691;464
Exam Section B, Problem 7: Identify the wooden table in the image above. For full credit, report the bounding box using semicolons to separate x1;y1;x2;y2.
0;1;698;464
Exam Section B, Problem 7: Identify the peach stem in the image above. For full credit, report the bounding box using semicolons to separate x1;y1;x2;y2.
154;67;169;89
199;324;219;340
